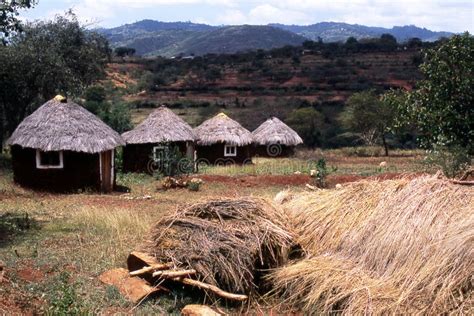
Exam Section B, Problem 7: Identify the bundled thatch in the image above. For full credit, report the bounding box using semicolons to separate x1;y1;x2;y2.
141;198;293;296
7;97;124;153
194;113;253;146
122;106;194;144
269;175;474;314
252;117;303;146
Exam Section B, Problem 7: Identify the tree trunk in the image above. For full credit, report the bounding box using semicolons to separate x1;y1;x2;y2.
382;134;389;156
0;102;5;154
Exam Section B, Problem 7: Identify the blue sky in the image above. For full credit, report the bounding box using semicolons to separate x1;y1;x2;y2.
21;0;473;32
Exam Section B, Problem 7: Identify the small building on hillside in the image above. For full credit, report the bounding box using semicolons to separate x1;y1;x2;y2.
121;106;195;173
7;96;125;193
252;117;303;157
194;113;253;165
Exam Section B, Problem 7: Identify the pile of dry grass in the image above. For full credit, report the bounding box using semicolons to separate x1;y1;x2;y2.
270;175;474;314
141;198;294;297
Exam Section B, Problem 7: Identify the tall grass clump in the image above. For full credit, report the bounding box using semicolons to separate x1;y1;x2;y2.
270;175;474;314
65;206;156;267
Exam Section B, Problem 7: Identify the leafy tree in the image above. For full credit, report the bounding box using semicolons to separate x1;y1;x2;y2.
104;102;132;134
394;33;474;176
115;46;136;57
407;37;422;48
0;0;36;44
402;33;473;153
346;37;358;45
286;107;325;147
340;90;396;156
84;85;106;103
83;85;131;133
0;12;110;148
380;33;398;51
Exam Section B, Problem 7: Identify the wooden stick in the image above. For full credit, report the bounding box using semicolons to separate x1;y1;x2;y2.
173;277;248;301
450;180;474;185
153;269;196;279
459;168;474;181
129;263;174;277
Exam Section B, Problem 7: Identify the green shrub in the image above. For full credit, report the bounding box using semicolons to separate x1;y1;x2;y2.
152;145;192;177
187;178;203;191
48;272;84;315
311;158;329;188
424;145;472;178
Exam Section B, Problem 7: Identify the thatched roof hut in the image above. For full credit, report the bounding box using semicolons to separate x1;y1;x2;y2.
194;113;253;165
252;117;303;146
7;96;124;192
8;97;125;153
122;106;194;144
195;113;253;146
121;106;195;173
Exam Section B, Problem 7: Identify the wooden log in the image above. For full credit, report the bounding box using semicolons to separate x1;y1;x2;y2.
173;277;248;301
127;251;160;272
129;263;174;277
99;268;162;304
153;269;196;279
182;304;223;316
450;179;474;185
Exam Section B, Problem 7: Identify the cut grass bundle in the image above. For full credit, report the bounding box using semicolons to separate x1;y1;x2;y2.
141;198;294;298
270;175;474;314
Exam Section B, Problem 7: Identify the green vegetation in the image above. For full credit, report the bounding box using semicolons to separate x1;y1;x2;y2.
114;46;136;57
286;108;325;147
0;0;36;44
0;12;110;148
83;85;132;133
394;33;473;176
339;90;396;156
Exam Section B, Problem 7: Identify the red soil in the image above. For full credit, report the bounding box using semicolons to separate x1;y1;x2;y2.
200;172;424;188
199;174;311;187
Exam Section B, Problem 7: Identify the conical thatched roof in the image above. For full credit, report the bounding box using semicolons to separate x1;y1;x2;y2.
122;106;194;144
252;117;303;146
194;113;253;146
7;97;125;153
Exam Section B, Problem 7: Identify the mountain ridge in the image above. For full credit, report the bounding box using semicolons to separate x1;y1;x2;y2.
97;20;453;56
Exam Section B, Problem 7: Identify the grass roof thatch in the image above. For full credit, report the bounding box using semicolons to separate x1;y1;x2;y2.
141;198;293;298
252;117;303;146
269;175;474;314
122;106;194;144
194;113;253;146
7;97;125;153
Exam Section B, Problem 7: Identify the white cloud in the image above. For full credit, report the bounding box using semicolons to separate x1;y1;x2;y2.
212;0;473;32
247;4;311;25
216;5;311;25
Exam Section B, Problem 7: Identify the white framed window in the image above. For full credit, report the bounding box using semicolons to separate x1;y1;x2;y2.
224;145;237;157
153;145;167;161
36;150;64;169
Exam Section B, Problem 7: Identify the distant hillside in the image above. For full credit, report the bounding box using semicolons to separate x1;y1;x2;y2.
156;26;307;57
272;23;453;42
98;20;453;56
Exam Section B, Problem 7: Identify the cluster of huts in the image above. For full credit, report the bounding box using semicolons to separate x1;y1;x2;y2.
7;96;302;192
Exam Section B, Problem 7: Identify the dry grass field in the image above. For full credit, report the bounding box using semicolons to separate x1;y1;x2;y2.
0;149;435;314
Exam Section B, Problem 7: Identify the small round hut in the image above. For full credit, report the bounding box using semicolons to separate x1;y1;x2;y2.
252;117;303;157
121;106;195;173
194;113;253;165
7;96;125;192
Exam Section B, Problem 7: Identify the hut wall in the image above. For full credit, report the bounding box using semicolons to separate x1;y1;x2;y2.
196;143;252;165
11;145;101;192
253;145;296;158
122;142;188;174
